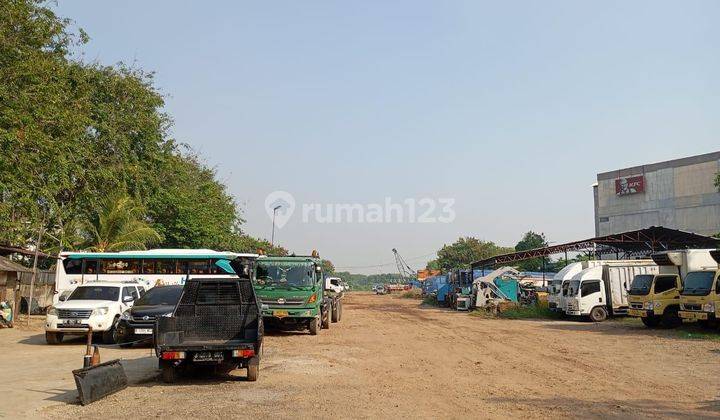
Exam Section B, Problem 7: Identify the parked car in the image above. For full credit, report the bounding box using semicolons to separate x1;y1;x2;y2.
116;285;183;347
45;280;145;344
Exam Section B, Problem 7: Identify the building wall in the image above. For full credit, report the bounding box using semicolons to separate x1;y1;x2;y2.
595;151;720;237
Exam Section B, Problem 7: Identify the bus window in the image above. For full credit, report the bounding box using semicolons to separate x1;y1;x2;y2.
63;259;83;274
142;259;156;274
188;260;210;274
85;260;98;274
175;260;188;274
100;259;140;274
157;260;176;274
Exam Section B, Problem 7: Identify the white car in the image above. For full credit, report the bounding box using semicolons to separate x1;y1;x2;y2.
45;281;145;344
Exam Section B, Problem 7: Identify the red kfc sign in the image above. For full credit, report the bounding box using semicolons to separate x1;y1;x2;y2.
615;175;645;196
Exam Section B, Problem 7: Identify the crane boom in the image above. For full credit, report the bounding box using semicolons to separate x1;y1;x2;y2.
392;248;415;283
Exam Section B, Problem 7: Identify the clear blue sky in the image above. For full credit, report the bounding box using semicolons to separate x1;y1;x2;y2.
55;1;719;273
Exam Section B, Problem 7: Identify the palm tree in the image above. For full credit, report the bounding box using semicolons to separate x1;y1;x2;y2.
82;193;162;252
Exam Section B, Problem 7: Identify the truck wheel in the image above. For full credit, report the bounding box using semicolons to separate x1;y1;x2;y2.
309;317;320;335
589;307;607;322
331;302;340;322
247;357;259;382
161;364;176;383
45;332;63;345
660;308;682;328
322;310;330;329
641;316;661;328
698;319;718;329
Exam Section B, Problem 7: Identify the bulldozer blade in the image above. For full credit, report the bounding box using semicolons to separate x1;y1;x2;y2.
72;359;128;405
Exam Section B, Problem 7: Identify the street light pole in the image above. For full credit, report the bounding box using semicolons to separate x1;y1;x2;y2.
271;205;281;247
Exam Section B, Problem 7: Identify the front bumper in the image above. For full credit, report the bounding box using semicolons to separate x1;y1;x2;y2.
628;308;654;318
116;320;156;343
45;314;113;333
679;310;714;321
261;306;319;319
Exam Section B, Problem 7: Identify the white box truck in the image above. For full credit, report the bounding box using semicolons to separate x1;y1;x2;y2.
565;260;658;322
552;260;642;314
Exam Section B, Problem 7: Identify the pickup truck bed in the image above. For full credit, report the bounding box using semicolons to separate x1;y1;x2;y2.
155;259;263;382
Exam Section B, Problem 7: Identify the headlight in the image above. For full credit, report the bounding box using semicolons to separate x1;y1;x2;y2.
162;312;173;318
92;307;109;316
47;307;57;316
643;302;653;310
702;302;715;312
120;310;131;320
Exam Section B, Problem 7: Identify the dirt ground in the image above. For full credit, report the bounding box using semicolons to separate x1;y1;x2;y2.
2;293;719;419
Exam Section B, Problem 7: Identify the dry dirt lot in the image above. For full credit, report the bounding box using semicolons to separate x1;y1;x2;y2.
2;292;719;419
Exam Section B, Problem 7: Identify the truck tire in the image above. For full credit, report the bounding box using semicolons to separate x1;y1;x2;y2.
331;302;340;322
161;363;176;383
641;316;661;328
247;357;259;382
660;308;682;328
309;317;320;335
589;306;607;322
322;310;330;329
45;332;63;344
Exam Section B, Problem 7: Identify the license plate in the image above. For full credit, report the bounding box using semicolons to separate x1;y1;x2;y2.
273;310;289;318
628;309;647;317
193;351;224;362
679;311;708;320
134;328;153;335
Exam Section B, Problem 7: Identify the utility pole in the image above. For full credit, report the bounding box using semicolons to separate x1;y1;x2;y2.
27;225;44;327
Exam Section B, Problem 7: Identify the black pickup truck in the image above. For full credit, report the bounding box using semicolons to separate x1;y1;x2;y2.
155;257;262;383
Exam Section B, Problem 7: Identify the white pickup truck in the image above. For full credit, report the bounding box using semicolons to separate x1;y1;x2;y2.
45;280;145;344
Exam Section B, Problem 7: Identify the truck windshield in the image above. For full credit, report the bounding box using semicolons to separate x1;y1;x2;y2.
255;261;315;289
567;280;580;296
681;271;716;296
629;274;654;296
68;286;119;301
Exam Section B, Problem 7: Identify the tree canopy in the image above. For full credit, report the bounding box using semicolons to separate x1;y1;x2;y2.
514;231;548;271
0;0;286;256
427;237;513;271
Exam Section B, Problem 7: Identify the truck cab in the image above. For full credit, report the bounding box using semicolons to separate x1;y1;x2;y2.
626;251;689;328
678;250;720;326
253;253;331;335
564;262;657;322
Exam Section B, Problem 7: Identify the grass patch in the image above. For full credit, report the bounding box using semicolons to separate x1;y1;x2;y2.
674;328;720;341
422;295;437;306
499;304;562;320
400;289;423;299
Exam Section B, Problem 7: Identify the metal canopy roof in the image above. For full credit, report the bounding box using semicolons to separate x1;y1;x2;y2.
471;226;720;269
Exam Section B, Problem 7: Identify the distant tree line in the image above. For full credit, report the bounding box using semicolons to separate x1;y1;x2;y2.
0;0;286;257
427;231;572;273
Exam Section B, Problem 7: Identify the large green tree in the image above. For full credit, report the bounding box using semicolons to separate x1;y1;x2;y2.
0;0;281;256
428;237;514;271
514;231;549;271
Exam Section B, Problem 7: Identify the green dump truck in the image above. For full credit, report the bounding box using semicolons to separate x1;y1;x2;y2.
254;253;341;335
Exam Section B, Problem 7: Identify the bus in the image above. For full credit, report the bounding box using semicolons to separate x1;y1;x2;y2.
53;249;253;304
